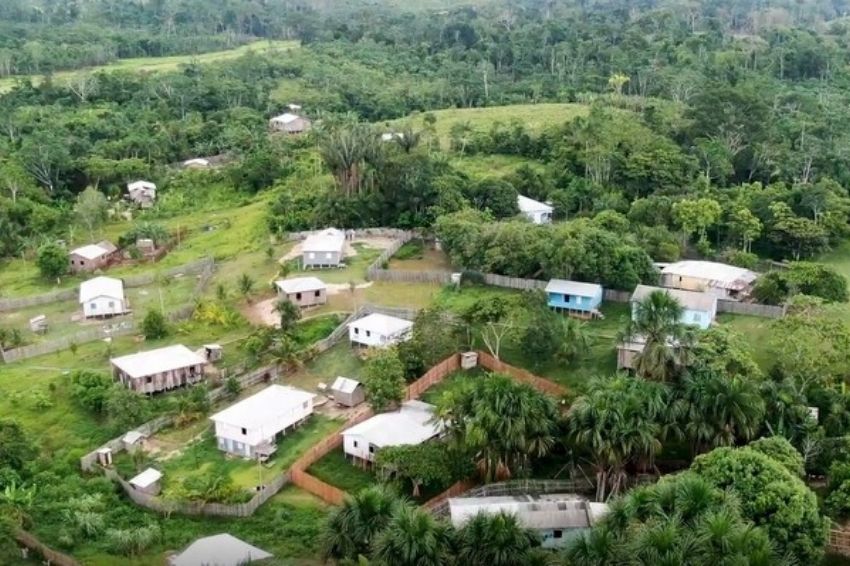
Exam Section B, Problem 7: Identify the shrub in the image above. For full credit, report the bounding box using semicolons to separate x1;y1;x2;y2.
749;436;805;477
36;242;68;279
70;370;113;414
141;310;168;340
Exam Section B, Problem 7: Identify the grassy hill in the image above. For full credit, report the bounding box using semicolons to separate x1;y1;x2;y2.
386;103;589;149
0;39;299;93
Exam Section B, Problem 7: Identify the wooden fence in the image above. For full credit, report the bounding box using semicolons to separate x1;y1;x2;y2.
367;268;453;284
14;529;81;566
1;259;216;364
716;299;785;318
477;350;568;398
482;273;548;291
830;525;850;557
0;257;214;312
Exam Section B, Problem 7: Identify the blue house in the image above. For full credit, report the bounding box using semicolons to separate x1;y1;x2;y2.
545;279;604;318
630;285;717;330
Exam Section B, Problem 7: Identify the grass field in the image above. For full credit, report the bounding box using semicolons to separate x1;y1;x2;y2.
285;341;365;391
0;40;299;93
451;154;545;178
308;448;377;494
389;103;589;149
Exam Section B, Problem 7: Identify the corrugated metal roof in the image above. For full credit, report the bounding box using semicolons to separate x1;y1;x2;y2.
344;401;441;447
517;194;553;214
661;260;757;290
129;468;161;488
210;385;315;430
348;313;413;336
170;533;272;566
449;495;607;530
79;276;124;303
71;242;115;260
545;279;602;297
631;284;717;312
331;376;361;394
110;345;206;379
275;276;326;294
302;228;345;253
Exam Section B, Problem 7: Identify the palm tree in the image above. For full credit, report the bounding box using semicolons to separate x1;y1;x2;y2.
455;511;541;566
567;375;672;501
675;369;765;456
321;486;400;561
563;524;622;566
318;124;379;197
625;290;692;381
274;298;301;334
557;316;591;364
372;505;454;566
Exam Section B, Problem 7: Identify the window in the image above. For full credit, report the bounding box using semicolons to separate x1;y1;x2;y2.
366;330;371;337
241;427;247;435
564;294;572;302
90;302;97;310
303;401;308;409
314;290;321;297
146;376;152;384
295;292;302;300
553;530;563;539
354;327;359;334
369;446;375;454
108;301;114;308
353;440;359;448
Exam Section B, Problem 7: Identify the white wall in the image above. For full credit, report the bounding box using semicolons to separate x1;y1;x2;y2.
348;325;411;348
83;295;127;318
343;433;375;462
214;400;314;454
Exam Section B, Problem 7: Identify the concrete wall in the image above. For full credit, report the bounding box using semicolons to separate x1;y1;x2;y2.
83;295;128;318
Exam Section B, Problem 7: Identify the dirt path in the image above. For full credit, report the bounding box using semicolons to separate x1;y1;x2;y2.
243;283;373;327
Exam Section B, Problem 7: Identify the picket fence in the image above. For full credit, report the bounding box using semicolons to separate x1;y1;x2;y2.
1;259;216;363
0;257;214;312
14;529;81;566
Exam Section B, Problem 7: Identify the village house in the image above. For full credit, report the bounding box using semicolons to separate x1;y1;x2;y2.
269;112;312;134
630;285;717;330
301;228;346;269
210;385;315;459
168;534;273;566
342;400;442;464
274;276;327;308
330;376;365;407
545;279;603;318
348;312;413;348
110;344;207;394
79;276;128;318
127;180;157;208
449;494;609;549
68;240;118;273
660;260;758;300
128;468;162;496
518;194;554;224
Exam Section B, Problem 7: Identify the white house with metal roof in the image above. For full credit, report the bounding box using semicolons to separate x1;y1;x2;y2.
168;533;273;566
518;194;554;224
660;260;758;300
545;279;603;318
210;385;315;458
330;376;365;407
110;344;207;394
68;240;118;273
631;284;717;330
275;276;327;307
269;112;311;134
343;400;442;463
301;228;346;269
127;180;157;207
449;494;609;548
348;312;413;348
128;468;162;495
79;276;128;318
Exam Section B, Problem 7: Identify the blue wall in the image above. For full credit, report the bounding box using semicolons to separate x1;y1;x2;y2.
547;289;602;312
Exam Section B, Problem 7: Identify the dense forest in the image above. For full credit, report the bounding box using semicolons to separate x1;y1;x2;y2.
6;0;850;564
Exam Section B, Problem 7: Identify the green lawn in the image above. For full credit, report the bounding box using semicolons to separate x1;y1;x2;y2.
389;103;589;149
0;40;299;93
308;448;378;494
285;341;365;391
287;243;383;285
450;154;545;178
146;415;342;497
419;368;486;405
388;240;453;272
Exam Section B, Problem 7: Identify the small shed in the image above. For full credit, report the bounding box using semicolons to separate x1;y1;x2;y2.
29;314;48;334
204;344;223;362
269;112;312;134
518;195;554;225
330;377;365;407
122;430;147;453
127;181;157;208
129;468;162;496
96;447;113;467
275;277;327;307
461;352;479;369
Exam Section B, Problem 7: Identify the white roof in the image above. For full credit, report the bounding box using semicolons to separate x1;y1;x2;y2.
661;260;758;290
518;194;554;214
122;430;146;444
449;494;605;530
302;228;345;253
183;158;210;166
129;468;161;489
271;112;301;124
128;180;156;191
381;132;404;141
70;243;113;260
331;376;361;394
170;533;272;566
275;276;326;294
79;276;124;303
349;312;413;336
545;279;602;297
344;401;441;448
210;385;315;430
632;285;717;312
111;344;207;379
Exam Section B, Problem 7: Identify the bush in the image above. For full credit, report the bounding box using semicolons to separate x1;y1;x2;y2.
827;462;850;519
36;242;68;279
141;310;168;340
70;370;113;414
749;436;805;477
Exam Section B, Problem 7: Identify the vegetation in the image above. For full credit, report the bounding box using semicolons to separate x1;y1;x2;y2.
362;347;407;412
